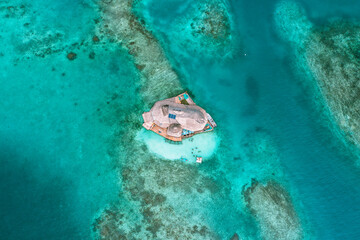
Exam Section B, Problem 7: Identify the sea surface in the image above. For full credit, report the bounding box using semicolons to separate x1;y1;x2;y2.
1;0;360;239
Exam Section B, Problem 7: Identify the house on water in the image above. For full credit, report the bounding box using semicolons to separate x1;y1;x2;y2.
142;92;217;142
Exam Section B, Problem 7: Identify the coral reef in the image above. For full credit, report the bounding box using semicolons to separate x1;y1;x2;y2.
92;98;245;239
93;154;222;239
92;35;100;42
230;232;240;240
243;179;303;240
275;1;360;154
236;128;305;239
97;0;183;105
91;95;229;239
92;1;306;239
306;22;360;149
274;1;312;45
0;2;107;63
0;3;26;19
188;1;231;42
173;0;236;59
13;31;102;60
66;52;77;60
92;1;239;239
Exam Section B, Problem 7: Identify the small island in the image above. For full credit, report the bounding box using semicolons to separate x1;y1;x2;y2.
142;92;217;142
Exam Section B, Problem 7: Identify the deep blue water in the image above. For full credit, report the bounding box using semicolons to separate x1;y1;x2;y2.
1;0;360;239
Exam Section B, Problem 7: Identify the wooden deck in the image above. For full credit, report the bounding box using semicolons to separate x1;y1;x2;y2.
175;92;196;105
150;123;182;142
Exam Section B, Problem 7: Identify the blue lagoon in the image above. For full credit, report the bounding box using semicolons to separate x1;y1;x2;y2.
1;0;360;239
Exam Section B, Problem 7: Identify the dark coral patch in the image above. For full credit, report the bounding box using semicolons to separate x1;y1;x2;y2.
92;35;100;42
66;52;77;61
89;51;95;59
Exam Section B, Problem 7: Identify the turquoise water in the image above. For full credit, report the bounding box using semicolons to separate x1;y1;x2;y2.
146;0;360;238
1;0;360;239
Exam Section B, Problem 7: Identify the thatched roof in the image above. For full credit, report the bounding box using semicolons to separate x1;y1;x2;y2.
167;123;182;137
143;98;208;132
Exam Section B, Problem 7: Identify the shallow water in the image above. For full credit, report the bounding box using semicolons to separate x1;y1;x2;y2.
136;128;219;162
1;0;360;239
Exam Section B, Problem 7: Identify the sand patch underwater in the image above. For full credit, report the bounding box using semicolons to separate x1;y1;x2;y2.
136;128;219;163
